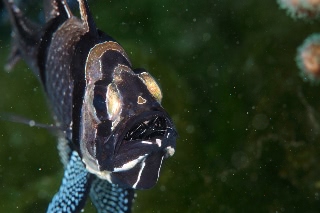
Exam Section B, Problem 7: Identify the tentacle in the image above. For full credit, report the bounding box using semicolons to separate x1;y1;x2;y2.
47;151;92;213
90;177;135;213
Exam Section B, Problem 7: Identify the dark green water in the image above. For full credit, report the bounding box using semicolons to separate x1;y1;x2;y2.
1;0;320;212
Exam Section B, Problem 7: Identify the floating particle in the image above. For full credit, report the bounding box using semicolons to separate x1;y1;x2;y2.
277;0;320;19
296;33;320;82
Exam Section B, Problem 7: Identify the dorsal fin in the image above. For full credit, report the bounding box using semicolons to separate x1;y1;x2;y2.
56;0;73;18
44;0;73;21
5;41;21;72
4;0;39;37
78;0;98;35
3;0;40;71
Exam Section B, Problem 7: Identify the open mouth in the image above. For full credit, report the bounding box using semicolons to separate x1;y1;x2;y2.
123;116;167;141
112;114;171;169
109;113;176;189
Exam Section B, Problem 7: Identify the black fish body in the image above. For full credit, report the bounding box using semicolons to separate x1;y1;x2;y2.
3;0;177;212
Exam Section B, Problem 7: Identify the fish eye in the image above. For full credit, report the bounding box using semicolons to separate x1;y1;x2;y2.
106;83;122;121
138;72;162;103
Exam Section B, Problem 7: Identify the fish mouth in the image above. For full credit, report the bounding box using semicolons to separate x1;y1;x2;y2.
123;115;167;141
110;111;177;189
114;111;175;156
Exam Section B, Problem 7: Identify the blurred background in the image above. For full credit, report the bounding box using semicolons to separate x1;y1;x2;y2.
1;0;320;212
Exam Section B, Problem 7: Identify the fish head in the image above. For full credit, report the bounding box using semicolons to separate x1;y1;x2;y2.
79;46;177;189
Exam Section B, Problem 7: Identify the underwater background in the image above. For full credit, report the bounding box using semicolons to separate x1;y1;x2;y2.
1;0;320;212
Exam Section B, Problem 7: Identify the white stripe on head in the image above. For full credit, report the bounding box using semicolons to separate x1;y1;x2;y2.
141;141;153;145
133;159;146;189
113;155;147;172
157;156;164;181
156;139;162;147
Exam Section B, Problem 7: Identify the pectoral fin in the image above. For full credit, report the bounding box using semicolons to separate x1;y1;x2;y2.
47;151;92;213
90;177;135;213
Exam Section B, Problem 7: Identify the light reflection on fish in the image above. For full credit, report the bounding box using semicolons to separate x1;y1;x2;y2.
3;0;177;212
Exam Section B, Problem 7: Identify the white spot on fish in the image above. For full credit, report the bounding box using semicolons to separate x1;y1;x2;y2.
156;139;162;147
165;146;175;157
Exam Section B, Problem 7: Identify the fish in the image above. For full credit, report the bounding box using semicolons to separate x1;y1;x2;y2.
3;0;177;212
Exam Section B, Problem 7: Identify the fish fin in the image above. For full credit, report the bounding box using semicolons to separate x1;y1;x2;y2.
3;0;41;74
57;137;73;168
4;40;21;71
3;0;40;40
43;0;73;21
0;112;60;131
90;177;135;213
47;151;92;213
77;0;97;35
